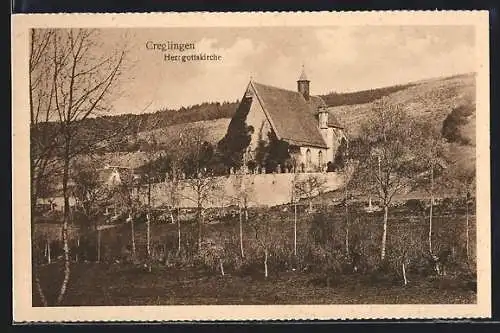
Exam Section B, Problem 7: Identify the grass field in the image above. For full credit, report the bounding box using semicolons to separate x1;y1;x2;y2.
32;199;477;306
34;261;476;306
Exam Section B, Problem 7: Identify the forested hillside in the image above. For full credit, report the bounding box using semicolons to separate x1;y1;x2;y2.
32;73;476;168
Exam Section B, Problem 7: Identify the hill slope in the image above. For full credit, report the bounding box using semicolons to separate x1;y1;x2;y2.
136;118;231;146
328;73;476;142
328;73;476;194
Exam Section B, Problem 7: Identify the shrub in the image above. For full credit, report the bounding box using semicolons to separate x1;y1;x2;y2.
441;104;474;145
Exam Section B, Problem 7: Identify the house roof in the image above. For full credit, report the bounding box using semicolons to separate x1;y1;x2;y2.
250;81;343;148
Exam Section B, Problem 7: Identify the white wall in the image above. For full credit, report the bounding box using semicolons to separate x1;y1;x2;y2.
244;89;272;152
320;128;334;163
138;171;347;208
299;146;328;171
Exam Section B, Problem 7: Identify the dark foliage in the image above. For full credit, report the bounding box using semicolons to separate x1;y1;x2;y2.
217;97;253;169
183;141;216;178
254;131;291;173
441;104;474;145
308;209;336;246
135;154;172;183
254;139;268;168
265;132;291;172
332;138;348;171
320;83;416;107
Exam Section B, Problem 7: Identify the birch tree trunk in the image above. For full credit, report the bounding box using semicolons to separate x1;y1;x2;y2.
56;144;71;305
146;213;151;257
76;236;80;263
177;210;181;254
219;259;225;277
34;270;48;306
264;249;269;278
345;221;350;257
130;213;136;257
465;194;470;260
428;166;434;254
345;182;349;257
402;262;408;286
97;229;101;262
239;206;244;258
294;203;297;257
198;205;203;252
47;239;51;264
147;176;152;258
381;205;389;261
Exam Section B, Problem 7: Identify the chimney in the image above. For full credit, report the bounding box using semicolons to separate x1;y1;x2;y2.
297;65;310;101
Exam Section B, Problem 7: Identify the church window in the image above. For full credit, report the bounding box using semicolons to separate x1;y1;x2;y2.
306;149;311;168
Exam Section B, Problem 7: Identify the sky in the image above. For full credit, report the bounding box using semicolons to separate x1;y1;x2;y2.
92;26;476;115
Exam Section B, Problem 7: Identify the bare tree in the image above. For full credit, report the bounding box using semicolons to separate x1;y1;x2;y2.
290;172;300;257
184;174;222;252
165;151;184;254
30;29;60;205
137;133;161;264
294;174;327;212
391;225;421;286
72;159;113;232
29;29;60;306
251;211;275;278
343;145;352;258
169;168;183;254
115;172;142;260
130;115;169;265
444;164;476;260
289;173;326;260
181;126;222;252
413;122;448;255
352;98;416;261
164;132;190;255
198;233;227;277
232;171;254;258
31;28;128;305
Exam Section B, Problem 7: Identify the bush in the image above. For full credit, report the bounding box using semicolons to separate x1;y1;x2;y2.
441;104;474;145
43;196;475;288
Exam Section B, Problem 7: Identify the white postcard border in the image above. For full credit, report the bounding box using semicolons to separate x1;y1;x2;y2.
12;10;491;322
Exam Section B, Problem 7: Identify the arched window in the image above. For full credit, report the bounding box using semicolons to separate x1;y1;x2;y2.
306;149;311;169
318;150;323;169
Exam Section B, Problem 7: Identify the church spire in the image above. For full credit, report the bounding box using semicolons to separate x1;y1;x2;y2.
297;65;310;100
298;64;309;82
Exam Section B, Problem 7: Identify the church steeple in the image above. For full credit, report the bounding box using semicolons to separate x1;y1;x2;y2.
297;65;310;101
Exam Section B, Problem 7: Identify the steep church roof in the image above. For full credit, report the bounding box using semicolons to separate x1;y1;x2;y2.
250;81;330;148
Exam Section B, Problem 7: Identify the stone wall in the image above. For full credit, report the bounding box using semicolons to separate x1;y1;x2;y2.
136;171;348;208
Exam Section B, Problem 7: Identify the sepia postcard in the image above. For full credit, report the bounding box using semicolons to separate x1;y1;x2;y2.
12;11;490;322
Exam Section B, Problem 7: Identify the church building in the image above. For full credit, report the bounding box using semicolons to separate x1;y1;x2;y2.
228;67;347;172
